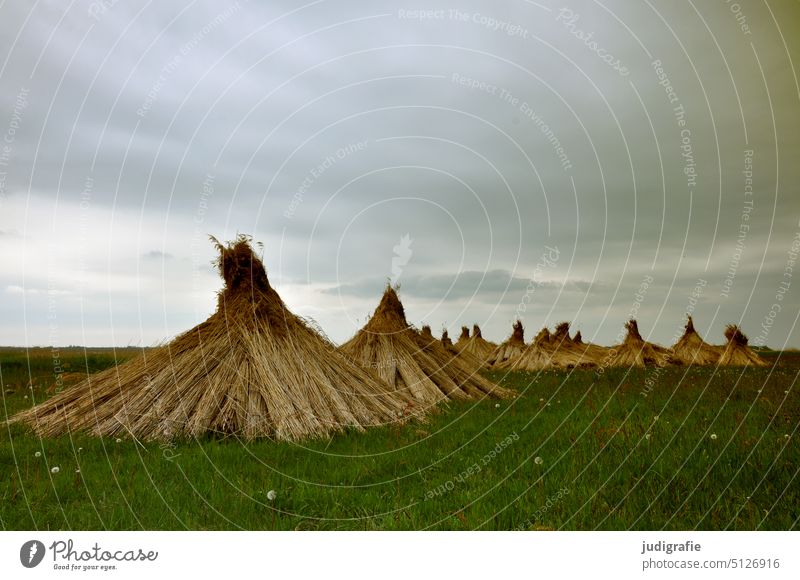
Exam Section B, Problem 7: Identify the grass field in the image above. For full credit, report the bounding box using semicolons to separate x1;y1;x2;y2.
1;347;798;530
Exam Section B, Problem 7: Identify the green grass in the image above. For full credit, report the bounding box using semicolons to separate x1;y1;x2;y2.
1;347;798;530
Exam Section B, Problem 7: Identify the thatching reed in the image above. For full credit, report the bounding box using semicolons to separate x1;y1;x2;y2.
473;324;497;348
440;329;485;371
671;316;721;365
605;319;676;367
547;322;602;368
440;328;453;348
420;323;488;372
573;334;611;365
499;326;554;371
340;287;512;405
718;325;768;366
10;236;414;442
487;320;526;366
454;324;496;366
552;322;570;343
419;325;481;370
534;326;553;346
551;323;611;367
503;322;599;371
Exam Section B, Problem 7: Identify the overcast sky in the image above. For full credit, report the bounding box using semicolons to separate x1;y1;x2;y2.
1;0;798;348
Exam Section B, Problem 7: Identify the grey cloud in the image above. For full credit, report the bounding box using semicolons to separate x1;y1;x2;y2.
0;0;798;347
322;269;600;301
142;250;174;260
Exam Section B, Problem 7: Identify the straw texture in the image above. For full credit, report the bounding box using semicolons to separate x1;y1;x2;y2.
454;325;496;367
340;288;512;405
439;329;485;371
605;320;676;367
10;236;414;441
501;322;604;370
499;326;554;371
717;325;768;366
487;320;527;366
671;316;722;365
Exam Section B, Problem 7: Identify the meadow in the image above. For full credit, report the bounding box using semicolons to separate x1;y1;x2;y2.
1;347;797;530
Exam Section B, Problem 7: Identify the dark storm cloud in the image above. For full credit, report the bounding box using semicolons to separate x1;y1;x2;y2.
323;269;599;301
0;0;798;346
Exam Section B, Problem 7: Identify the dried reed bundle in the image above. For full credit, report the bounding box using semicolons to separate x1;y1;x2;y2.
498;326;554;371
439;329;485;371
605;320;676;367
10;236;414;441
547;322;601;368
502;322;599;370
340;288;512;405
422;327;485;374
454;325;496;367
557;323;612;367
472;324;497;348
487;320;526;366
670;316;721;365
717;325;768;366
574;338;611;366
534;326;553;347
440;329;453;348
